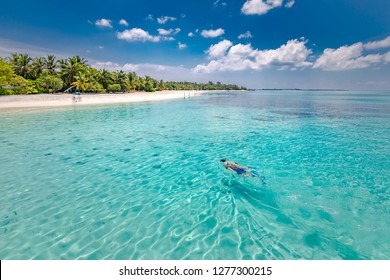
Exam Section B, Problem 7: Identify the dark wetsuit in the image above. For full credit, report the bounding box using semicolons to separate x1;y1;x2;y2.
233;167;247;175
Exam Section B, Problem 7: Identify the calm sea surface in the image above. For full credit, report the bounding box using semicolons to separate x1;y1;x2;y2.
0;90;389;259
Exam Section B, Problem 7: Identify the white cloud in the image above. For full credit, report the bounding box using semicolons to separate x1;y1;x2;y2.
201;28;225;38
238;31;253;39
146;14;154;21
119;19;129;26
313;42;384;71
95;18;113;28
117;28;162;43
178;43;187;49
214;0;227;7
98;45;104;49
157;28;181;36
364;36;390;50
241;0;293;15
384;51;390;63
285;0;295;8
194;38;312;73
188;32;195;37
157;16;177;24
207;40;233;57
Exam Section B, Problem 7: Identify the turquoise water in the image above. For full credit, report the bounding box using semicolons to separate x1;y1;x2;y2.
0;90;389;260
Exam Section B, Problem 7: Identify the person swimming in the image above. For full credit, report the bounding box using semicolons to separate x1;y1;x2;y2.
220;159;252;176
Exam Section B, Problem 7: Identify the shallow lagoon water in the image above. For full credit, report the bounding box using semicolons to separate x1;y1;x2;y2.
0;90;389;259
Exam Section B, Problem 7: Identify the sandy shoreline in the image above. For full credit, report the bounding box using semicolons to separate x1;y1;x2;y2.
0;90;207;110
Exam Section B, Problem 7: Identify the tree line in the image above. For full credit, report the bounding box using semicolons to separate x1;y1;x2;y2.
0;54;246;95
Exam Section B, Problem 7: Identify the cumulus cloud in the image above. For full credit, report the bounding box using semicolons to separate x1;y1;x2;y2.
95;18;113;28
207;40;233;57
178;43;187;49
238;31;253;39
313;42;386;71
119;19;129;26
193;38;312;73
157;16;177;24
117;28;167;43
201;28;225;38
188;32;195;37
241;0;294;15
364;35;390;50
157;28;181;36
285;0;295;8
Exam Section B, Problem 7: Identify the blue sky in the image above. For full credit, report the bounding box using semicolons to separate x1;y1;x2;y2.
0;0;389;89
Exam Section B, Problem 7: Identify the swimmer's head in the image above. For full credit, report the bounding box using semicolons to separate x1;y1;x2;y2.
220;159;226;162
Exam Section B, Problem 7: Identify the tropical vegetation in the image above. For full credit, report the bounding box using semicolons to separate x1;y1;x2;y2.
0;54;246;95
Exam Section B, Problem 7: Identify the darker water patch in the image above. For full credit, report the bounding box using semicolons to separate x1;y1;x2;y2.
84;154;96;158
317;209;335;223
60;156;72;161
44;152;53;156
303;232;322;248
123;148;131;152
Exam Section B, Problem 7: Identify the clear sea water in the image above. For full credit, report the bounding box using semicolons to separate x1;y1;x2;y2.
0;90;389;260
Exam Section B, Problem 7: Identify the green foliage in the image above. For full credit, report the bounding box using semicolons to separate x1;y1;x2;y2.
37;72;64;93
0;85;14;95
88;81;106;93
44;55;58;74
59;56;88;86
9;53;34;79
107;83;121;92
10;76;37;94
0;58;15;84
30;80;45;93
4;53;246;94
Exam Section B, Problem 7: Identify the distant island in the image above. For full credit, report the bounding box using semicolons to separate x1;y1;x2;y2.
0;54;246;95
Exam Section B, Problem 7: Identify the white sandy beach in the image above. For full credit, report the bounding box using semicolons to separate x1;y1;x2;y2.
0;90;206;110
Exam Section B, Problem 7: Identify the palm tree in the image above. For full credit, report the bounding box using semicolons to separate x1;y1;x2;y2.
136;76;146;91
72;73;90;92
9;53;33;79
71;55;88;67
115;70;128;91
8;53;20;67
59;58;84;86
44;55;57;74
144;75;156;92
31;57;45;79
127;72;137;91
99;69;112;90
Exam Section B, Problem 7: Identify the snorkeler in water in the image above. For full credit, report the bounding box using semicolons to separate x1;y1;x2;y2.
220;159;252;176
220;159;267;184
